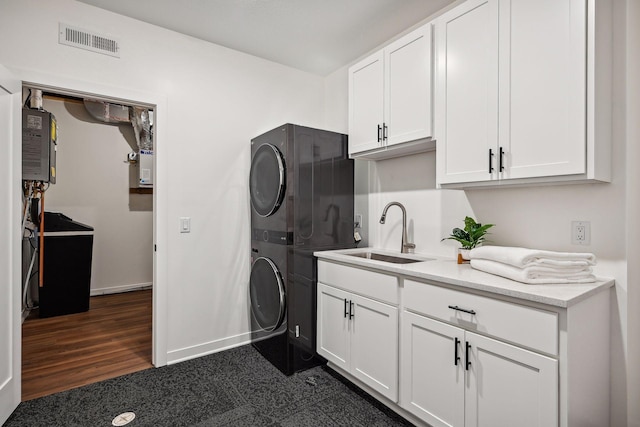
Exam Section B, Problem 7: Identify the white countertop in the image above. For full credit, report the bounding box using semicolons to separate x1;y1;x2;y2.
314;247;614;308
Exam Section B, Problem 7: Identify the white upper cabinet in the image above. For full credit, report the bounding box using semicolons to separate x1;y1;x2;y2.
349;52;384;155
349;24;434;160
384;26;433;147
435;0;499;184
436;0;611;187
501;0;587;180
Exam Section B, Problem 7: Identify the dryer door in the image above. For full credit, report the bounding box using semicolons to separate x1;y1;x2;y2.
250;143;285;217
250;257;286;332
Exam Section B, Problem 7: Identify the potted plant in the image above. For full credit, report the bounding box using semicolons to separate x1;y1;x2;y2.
442;216;494;264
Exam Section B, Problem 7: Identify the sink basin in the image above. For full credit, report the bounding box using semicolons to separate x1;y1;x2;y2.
346;251;433;264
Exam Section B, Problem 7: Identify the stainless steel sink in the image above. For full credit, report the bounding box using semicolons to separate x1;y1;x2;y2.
346;251;433;264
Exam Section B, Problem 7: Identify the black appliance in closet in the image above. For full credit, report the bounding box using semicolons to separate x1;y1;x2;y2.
249;124;354;375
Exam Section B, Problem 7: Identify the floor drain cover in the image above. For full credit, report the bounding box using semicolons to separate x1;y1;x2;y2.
112;412;136;426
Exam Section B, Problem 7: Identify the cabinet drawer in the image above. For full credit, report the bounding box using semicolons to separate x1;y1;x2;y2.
404;279;558;355
318;261;399;305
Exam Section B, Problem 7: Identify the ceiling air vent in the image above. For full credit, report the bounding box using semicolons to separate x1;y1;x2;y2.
58;23;120;58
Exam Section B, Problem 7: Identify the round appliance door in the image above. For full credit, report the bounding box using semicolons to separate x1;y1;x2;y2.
250;143;285;217
249;257;286;332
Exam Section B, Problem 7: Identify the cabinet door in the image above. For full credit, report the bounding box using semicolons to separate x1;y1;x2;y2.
400;311;464;427
499;0;587;180
385;24;432;147
348;51;384;156
435;0;499;185
350;293;399;402
465;332;558;427
316;283;351;371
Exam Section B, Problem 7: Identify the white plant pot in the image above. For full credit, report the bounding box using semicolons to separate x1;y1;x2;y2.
457;248;471;264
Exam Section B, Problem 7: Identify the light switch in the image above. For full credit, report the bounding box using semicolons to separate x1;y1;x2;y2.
180;217;191;233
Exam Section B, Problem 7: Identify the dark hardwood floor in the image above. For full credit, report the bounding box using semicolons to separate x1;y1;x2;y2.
21;289;153;401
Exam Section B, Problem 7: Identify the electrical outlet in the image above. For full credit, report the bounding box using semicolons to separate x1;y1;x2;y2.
571;221;590;245
354;214;363;229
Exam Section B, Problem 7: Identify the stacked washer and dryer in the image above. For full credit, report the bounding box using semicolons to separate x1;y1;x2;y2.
249;124;355;375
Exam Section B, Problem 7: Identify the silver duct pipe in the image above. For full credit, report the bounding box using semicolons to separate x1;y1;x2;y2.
130;107;152;151
83;100;152;151
83;99;131;124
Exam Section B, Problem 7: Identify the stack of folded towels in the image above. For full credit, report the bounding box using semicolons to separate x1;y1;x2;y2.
469;246;597;284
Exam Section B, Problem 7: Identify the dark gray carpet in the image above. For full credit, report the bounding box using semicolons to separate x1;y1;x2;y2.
4;344;414;426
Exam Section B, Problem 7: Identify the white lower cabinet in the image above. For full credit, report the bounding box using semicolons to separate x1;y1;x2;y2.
317;283;351;371
317;282;399;401
400;311;464;427
465;332;557;427
316;260;610;427
400;310;558;427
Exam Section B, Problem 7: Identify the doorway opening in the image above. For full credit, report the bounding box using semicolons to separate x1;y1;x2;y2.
20;87;155;400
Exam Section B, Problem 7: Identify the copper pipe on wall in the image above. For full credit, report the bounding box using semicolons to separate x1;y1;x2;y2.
38;187;44;288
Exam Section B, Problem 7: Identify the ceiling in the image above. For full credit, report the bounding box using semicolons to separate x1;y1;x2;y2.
75;0;456;76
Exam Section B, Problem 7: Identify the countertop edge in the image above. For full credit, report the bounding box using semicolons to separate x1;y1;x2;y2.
314;249;615;308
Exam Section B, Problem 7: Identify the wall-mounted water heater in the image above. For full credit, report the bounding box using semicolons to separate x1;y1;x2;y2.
139;149;153;186
22;108;57;183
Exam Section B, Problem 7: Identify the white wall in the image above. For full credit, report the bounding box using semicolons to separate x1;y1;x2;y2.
323;65;374;247
625;0;640;424
366;154;472;257
324;1;631;426
0;0;326;363
41;97;153;295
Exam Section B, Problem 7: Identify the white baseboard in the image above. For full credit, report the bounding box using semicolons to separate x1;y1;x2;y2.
90;282;153;296
167;332;253;365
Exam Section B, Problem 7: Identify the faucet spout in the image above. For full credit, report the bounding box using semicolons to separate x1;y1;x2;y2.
379;202;415;253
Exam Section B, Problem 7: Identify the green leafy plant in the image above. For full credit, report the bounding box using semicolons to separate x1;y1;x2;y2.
442;216;494;250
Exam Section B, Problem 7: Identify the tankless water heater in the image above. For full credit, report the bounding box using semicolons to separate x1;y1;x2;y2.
22;109;57;183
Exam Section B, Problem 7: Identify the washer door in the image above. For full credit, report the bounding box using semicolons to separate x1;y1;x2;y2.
250;143;285;217
249;257;286;332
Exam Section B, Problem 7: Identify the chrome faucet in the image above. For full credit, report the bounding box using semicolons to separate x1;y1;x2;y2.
379;202;416;254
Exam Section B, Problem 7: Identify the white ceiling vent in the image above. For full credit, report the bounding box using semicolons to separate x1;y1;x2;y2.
58;23;120;58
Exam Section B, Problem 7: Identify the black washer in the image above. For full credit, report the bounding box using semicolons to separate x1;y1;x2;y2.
249;257;285;332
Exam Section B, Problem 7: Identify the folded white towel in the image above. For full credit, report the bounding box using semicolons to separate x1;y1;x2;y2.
470;259;597;284
469;246;596;268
